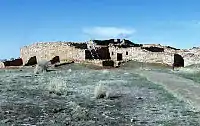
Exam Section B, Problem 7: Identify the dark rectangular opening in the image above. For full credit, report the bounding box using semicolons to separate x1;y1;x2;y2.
25;56;37;66
117;53;122;61
173;54;184;67
50;56;60;64
126;51;128;55
85;50;93;59
112;52;114;55
96;47;111;59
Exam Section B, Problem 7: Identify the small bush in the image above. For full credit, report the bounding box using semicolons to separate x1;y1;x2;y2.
47;77;67;96
34;60;50;74
94;83;107;99
94;81;121;99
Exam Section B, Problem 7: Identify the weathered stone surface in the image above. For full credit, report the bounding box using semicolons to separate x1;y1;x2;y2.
141;47;164;52
20;42;85;65
109;43;200;67
0;61;5;68
20;40;200;67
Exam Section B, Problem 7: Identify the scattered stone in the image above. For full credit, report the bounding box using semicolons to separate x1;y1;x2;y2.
1;118;12;123
54;61;74;67
68;69;72;72
131;118;139;123
136;97;143;100
49;91;62;96
53;108;65;113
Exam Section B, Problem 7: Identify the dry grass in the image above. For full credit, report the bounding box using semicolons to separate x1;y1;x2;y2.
46;77;68;95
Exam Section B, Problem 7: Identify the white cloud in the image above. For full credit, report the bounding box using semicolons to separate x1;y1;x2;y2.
83;26;136;39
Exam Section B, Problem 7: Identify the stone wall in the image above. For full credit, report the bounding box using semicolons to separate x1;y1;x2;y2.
20;40;200;67
20;42;85;65
109;45;200;67
0;62;5;68
109;46;174;66
3;58;23;66
82;59;103;66
177;49;200;66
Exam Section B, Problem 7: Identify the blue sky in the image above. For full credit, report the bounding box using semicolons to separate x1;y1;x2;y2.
0;0;200;59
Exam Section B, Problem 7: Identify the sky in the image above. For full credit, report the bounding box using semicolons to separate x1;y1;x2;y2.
0;0;200;59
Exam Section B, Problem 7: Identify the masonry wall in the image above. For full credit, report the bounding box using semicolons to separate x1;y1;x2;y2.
109;46;174;66
20;42;85;65
109;45;200;67
20;41;200;67
177;50;200;66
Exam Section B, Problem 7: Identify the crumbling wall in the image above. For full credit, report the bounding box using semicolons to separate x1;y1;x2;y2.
85;47;111;60
85;50;93;59
3;58;23;66
109;46;174;66
20;42;85;65
141;47;164;52
109;46;142;61
0;62;5;68
109;43;200;67
166;46;180;50
70;43;87;49
176;49;200;66
20;40;200;67
96;47;111;59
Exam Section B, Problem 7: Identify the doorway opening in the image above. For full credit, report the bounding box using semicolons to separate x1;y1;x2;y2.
25;56;37;66
117;53;122;61
50;56;60;64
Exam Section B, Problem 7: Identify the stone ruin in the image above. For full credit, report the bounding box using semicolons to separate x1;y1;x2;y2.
3;58;23;67
2;39;200;68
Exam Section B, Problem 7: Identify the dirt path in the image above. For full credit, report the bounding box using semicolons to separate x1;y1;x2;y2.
139;70;200;111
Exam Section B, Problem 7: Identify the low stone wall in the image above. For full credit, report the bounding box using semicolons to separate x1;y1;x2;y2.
3;58;23;66
82;59;103;66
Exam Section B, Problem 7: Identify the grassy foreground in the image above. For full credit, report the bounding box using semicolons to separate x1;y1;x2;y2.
0;64;200;125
